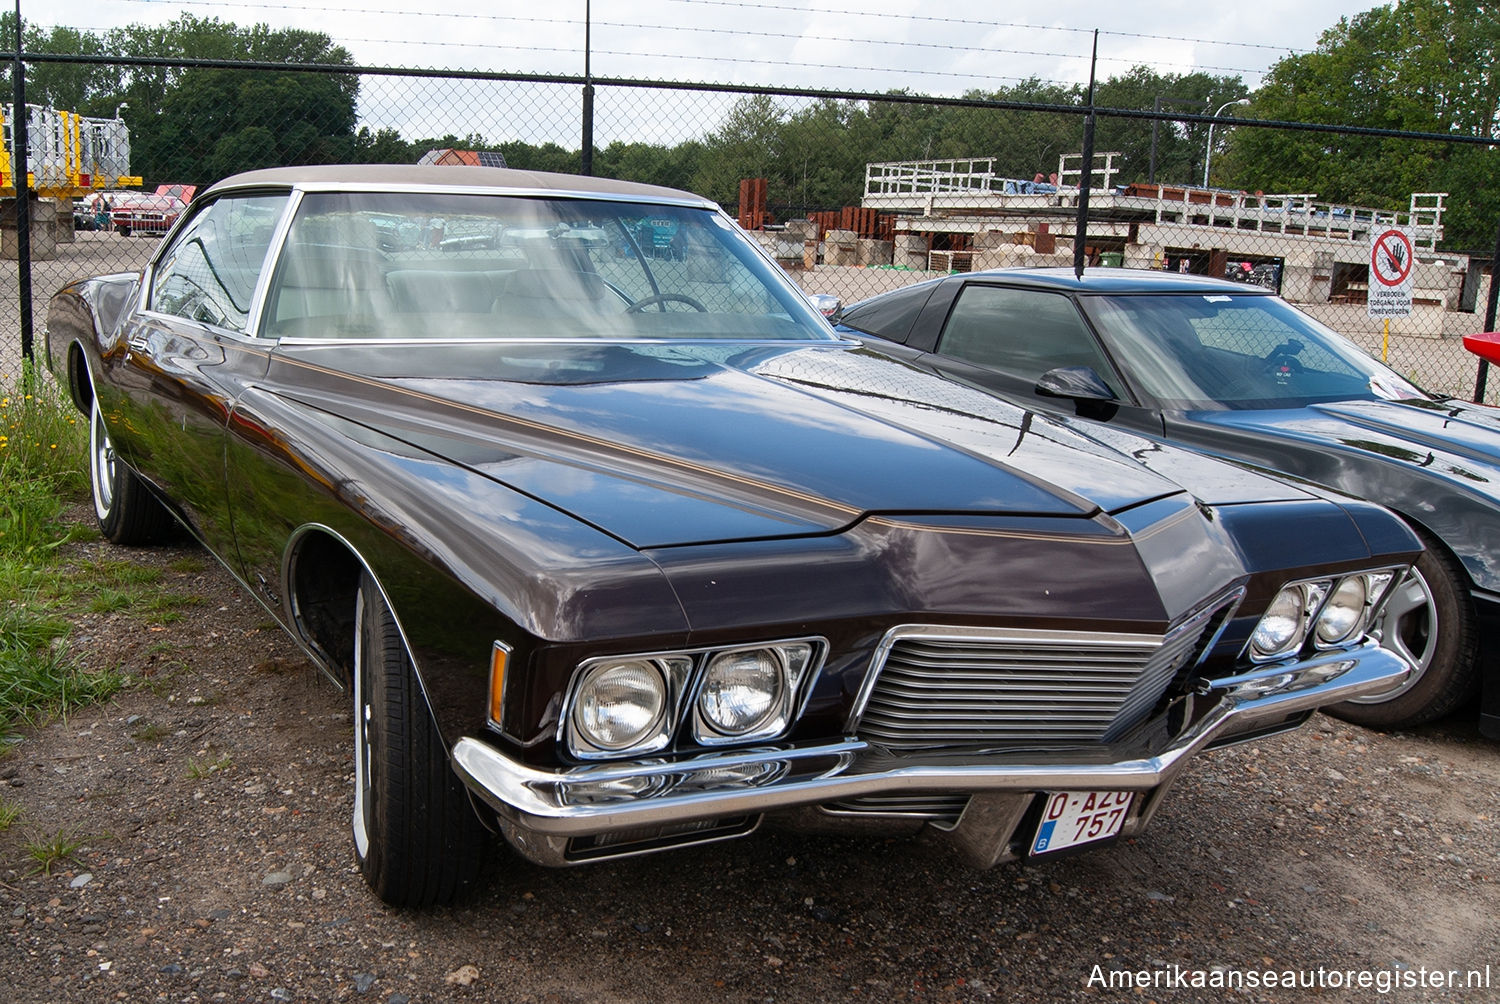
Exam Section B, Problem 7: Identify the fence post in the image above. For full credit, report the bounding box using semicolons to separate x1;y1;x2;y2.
1473;218;1500;403
10;0;34;372
580;0;593;176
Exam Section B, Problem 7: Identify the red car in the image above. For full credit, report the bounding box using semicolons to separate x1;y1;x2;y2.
110;191;185;236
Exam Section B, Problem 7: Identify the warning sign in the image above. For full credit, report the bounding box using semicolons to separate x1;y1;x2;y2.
1368;227;1414;318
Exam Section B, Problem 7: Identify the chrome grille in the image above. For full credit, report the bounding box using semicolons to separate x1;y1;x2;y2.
825;793;971;823
854;603;1232;750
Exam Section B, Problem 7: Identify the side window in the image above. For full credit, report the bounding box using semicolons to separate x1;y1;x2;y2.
939;285;1116;385
150;194;287;333
837;281;936;342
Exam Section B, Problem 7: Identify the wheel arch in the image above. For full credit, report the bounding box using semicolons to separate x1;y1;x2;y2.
282;523;378;689
281;522;487;758
68;341;95;415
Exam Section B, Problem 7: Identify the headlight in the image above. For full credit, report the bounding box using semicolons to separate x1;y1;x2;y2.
1314;576;1368;645
562;641;822;758
1249;569;1403;663
691;642;816;745
697;649;786;737
571;660;671;753
1248;582;1308;660
1314;570;1398;648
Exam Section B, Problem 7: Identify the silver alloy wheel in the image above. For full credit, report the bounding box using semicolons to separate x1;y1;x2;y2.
1354;565;1437;704
89;400;116;522
352;592;373;858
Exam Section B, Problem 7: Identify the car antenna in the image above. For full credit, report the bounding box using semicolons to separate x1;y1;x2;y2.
1073;29;1099;281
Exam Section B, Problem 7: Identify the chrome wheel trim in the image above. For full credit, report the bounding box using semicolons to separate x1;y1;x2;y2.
351;592;373;858
89;401;116;522
1354;565;1437;704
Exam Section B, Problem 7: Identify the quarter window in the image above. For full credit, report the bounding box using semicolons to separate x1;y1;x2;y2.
150;195;287;333
939;285;1116;386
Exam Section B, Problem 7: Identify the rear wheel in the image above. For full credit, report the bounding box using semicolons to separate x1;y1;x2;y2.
1326;528;1479;729
353;572;489;906
89;399;173;544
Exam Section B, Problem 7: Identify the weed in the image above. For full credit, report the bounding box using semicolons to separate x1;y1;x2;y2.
23;828;88;875
87;588;136;615
167;556;207;575
185;754;232;778
96;561;163;587
0;644;126;731
131;722;170;742
0;366;88;558
0;599;71;652
0;798;20;831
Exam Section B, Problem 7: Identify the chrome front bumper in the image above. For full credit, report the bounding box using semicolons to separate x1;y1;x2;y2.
453;643;1408;866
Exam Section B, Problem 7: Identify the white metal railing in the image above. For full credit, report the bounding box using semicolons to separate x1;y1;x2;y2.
863;159;1446;250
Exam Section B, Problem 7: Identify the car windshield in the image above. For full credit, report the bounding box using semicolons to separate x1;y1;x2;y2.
1081;293;1428;410
261;191;831;342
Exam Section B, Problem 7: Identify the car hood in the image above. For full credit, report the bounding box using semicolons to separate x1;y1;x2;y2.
1188;397;1500;493
266;340;1310;548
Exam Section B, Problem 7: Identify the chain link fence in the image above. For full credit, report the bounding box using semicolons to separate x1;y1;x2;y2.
3;57;1495;401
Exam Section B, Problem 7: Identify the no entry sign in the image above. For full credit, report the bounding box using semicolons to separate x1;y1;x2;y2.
1368;227;1414;318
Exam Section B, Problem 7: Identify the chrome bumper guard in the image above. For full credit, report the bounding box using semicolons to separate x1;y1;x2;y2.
453;643;1407;865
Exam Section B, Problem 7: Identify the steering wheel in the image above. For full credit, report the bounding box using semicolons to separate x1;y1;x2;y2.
1264;352;1304;375
626;292;708;313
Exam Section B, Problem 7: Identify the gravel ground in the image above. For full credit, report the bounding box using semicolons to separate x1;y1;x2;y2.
1;519;1498;1003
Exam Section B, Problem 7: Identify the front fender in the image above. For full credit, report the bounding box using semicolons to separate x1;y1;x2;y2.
44;274;142;411
223;386;691;756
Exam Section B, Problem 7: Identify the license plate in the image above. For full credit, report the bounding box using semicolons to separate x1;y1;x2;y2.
1031;790;1134;855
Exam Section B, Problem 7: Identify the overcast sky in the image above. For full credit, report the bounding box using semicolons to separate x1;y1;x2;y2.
32;1;1388;147
41;0;1386;92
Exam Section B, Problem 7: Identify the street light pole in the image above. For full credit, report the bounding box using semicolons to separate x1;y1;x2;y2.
1203;98;1250;187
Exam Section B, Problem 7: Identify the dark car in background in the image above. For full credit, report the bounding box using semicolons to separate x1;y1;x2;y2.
46;168;1419;906
836;267;1500;737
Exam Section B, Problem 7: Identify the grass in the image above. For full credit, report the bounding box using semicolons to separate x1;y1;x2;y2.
185;753;232;778
23;828;88;875
0;644;126;732
0;798;20;831
0;365;88;558
131;721;170;743
0;364;123;739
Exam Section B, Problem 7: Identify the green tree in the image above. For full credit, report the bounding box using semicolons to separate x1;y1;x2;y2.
133;64;357;185
1229;0;1500;248
1093;67;1249;187
691;94;788;206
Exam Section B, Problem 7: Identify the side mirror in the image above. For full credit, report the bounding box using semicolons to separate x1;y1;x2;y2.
805;293;841;318
1035;365;1118;403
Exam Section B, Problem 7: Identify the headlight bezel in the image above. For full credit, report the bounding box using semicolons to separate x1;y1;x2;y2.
559;638;825;759
1248;567;1405;664
564;655;693;759
688;642;817;746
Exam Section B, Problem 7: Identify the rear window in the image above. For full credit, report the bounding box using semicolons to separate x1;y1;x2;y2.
837;281;938;343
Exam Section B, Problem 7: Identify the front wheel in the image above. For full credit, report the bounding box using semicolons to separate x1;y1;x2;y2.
1325;528;1479;729
89;399;173;544
353;572;489;906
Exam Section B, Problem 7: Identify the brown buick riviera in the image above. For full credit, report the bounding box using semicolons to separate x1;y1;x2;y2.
46;166;1417;905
